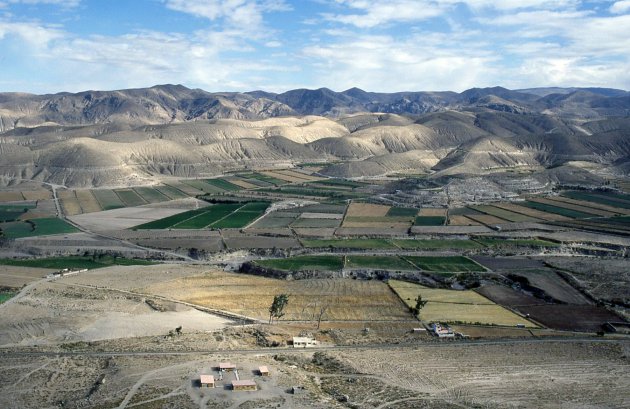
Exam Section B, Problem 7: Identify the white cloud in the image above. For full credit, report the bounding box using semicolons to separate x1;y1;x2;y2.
610;0;630;14
326;0;445;28
164;0;289;28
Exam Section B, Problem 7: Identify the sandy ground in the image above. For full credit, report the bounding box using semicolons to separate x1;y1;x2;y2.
0;265;54;287
68;198;207;231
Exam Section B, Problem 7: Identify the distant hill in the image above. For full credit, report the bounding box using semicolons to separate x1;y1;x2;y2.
0;84;629;186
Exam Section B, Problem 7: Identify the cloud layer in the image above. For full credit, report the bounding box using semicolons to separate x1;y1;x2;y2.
0;0;628;93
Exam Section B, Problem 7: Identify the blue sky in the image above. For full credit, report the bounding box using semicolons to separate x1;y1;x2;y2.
0;0;629;93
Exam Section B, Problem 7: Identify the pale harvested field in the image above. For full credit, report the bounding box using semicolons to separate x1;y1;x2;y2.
75;189;102;213
411;225;492;234
389;280;534;327
492;202;571;221
58;190;82;216
21;190;52;200
345;203;390;217
262;170;304;183
68;199;206;231
448;215;481;226
143;271;412;322
0;191;24;202
336;226;410;236
418;208;447;216
276;169;323;181
0;266;53;287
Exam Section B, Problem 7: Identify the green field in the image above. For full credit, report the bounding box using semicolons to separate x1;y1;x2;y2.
212;210;262;228
174;204;241;229
239;201;270;212
92;189;125;210
134;208;209;229
115;189;148;207
248;173;287;186
474;238;560;248
472;205;537;222
301;238;395;249
204;178;242;191
254;255;344;271
345;255;415;270
181;180;225;194
0;255;155;270
522;201;597;219
0;292;16;303
414;216;446;226
0;209;25;222
312;179;367;188
0;218;78;238
134;187;170;203
290;218;341;228
392;239;483;250
387;207;419;217
155;185;189;200
562;191;630;210
403;256;485;272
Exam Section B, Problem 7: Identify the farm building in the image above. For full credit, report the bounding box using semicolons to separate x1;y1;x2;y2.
200;374;215;388
259;366;270;376
431;323;455;338
293;336;317;348
232;380;257;391
219;362;236;371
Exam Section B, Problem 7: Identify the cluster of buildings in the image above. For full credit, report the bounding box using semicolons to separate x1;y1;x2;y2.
199;362;270;391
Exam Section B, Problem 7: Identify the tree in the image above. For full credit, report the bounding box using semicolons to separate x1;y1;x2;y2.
315;304;329;330
412;295;427;316
269;294;289;324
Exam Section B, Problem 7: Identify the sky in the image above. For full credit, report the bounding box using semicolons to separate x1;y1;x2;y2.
0;0;629;94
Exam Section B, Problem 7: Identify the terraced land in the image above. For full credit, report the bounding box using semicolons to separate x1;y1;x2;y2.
562;190;630;210
389;279;535;326
203;178;242;191
521;201;598;219
114;189;148;207
133;187;170;203
471;205;539;222
92;189;125;210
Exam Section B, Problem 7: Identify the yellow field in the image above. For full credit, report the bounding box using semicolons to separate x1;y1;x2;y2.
262;170;305;183
0;192;24;202
418;208;447;216
75;190;102;213
58;190;82;216
388;280;535;327
345;203;390;217
141;271;411;322
21;190;52;200
226;178;258;189
448;215;481;226
274;169;322;181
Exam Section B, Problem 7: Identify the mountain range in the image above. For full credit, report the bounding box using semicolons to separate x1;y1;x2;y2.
0;84;628;187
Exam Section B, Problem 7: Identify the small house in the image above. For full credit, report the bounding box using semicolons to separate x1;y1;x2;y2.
259;366;270;376
292;336;317;348
219;362;236;372
200;374;215;388
232;380;257;391
431;323;455;338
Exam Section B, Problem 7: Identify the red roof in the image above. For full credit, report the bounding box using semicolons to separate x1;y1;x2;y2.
200;374;214;384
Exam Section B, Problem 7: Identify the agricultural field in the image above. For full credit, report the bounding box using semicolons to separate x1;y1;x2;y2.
254;255;344;272
345;255;415;270
0;217;78;238
301;238;396;249
386;207;419;217
473;238;560;248
0;255;155;270
91;189;125;210
154;185;189;199
142;270;412;321
58;190;82;216
562;190;630;209
133;187;170;203
203;178;243;191
389;279;535;327
134;202;269;230
521;201;598;219
530;198;615;217
471;205;539;222
74;190;102;213
490;202;571;221
0;191;25;202
114;189;148;207
300;238;484;250
393;239;483;250
403;256;485;272
414;216;446;226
